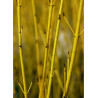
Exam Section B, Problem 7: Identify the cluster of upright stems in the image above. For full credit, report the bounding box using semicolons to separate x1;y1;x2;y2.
16;0;84;98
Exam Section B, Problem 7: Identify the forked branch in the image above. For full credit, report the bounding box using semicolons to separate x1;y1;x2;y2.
17;0;28;97
64;0;84;96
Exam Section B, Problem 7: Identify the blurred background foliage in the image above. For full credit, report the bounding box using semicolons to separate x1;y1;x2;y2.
13;0;84;98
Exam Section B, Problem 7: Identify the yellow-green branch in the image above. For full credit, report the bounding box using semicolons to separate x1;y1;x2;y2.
64;0;84;96
32;0;40;75
31;0;44;98
78;28;84;36
38;25;63;92
46;0;64;97
17;80;33;95
49;0;55;51
27;81;33;94
63;13;84;37
55;70;64;91
39;22;64;97
63;52;69;98
38;24;46;45
63;13;75;36
43;0;54;83
17;0;27;98
17;82;24;94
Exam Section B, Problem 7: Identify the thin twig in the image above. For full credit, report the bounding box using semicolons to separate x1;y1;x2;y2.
78;28;84;36
27;81;33;94
63;13;75;36
17;82;24;94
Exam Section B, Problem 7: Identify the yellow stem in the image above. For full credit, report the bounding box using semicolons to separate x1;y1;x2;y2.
32;0;40;74
78;28;84;36
55;70;64;91
38;25;52;63
63;15;75;36
63;52;69;98
38;24;46;45
46;0;64;97
63;12;84;37
17;82;24;94
27;82;33;94
17;0;27;98
65;0;84;96
43;0;54;83
31;0;44;98
49;0;55;51
38;18;64;94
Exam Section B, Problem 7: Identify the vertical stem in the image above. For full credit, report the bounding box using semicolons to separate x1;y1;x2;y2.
49;0;55;51
32;0;40;78
71;0;78;30
65;0;84;95
46;0;64;97
31;0;44;98
43;0;54;82
55;70;64;92
63;15;75;35
17;0;27;98
54;52;61;98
